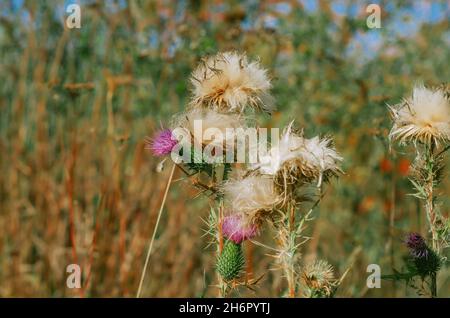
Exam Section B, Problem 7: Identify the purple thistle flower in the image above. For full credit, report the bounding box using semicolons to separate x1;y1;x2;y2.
405;232;428;259
222;214;259;244
147;129;178;156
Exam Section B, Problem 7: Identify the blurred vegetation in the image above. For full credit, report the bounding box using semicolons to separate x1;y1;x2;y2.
0;0;449;297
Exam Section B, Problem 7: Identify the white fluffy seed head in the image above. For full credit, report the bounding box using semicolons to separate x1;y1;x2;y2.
389;85;450;146
301;136;343;178
222;174;282;223
171;108;246;148
250;122;304;175
190;51;274;114
251;122;342;188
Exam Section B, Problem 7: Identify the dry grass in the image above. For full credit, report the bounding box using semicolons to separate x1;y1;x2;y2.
0;1;448;297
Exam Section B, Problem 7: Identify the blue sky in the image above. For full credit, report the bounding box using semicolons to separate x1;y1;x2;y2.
4;0;449;62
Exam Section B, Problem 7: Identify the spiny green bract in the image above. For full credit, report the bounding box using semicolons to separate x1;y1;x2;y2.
412;249;442;278
305;287;336;298
216;240;245;281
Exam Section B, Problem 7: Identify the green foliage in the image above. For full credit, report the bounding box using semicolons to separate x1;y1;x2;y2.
382;248;442;297
306;287;334;299
183;146;215;177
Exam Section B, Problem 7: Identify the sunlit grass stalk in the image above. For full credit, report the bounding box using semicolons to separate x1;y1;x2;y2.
136;162;176;298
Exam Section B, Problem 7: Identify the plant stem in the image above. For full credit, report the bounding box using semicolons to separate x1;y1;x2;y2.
287;203;296;297
215;164;228;297
424;144;439;254
217;198;227;297
136;162;175;298
279;200;297;298
430;272;437;298
423;143;439;298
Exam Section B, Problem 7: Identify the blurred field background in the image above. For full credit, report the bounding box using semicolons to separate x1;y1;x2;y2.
0;0;449;297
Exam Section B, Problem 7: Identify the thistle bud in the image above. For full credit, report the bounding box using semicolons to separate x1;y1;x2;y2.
404;232;441;278
216;240;245;281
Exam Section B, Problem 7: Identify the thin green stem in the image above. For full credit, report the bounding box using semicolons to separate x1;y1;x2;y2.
424;144;439;254
216;198;227;298
215;164;229;297
278;200;297;298
422;143;440;298
430;273;437;298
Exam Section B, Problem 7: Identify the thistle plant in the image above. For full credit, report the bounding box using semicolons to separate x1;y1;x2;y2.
143;51;273;297
383;232;442;297
143;51;343;298
217;214;258;283
248;122;343;297
387;84;450;297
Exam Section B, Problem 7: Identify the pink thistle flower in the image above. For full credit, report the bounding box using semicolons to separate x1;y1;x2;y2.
222;214;259;244
147;129;178;156
405;232;429;259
